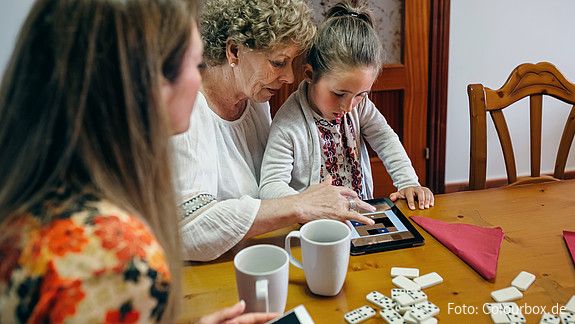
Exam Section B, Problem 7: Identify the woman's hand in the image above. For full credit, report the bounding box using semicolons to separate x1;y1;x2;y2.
249;176;375;238
197;300;279;324
295;176;376;225
389;186;434;210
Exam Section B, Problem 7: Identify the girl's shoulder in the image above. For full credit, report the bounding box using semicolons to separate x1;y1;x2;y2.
272;82;311;125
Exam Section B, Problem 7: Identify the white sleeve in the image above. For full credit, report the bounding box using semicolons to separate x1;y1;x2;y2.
359;99;419;191
171;95;221;198
171;134;202;197
259;125;299;199
179;193;260;261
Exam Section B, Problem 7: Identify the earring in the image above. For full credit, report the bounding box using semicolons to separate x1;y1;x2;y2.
230;62;236;68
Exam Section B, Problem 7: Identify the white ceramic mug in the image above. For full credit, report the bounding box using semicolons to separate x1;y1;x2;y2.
285;219;351;296
234;244;289;313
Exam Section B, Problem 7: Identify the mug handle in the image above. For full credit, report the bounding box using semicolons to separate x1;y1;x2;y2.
285;231;303;269
255;279;269;313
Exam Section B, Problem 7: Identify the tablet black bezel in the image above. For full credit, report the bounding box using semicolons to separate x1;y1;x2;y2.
350;197;425;255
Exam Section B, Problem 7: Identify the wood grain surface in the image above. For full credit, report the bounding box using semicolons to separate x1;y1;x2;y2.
179;181;575;323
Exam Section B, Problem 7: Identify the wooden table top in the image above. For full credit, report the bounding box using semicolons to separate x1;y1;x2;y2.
179;181;575;323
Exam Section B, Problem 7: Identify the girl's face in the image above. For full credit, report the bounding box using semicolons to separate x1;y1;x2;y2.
306;66;377;121
163;24;203;135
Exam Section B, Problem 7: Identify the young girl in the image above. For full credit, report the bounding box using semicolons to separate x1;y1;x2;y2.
259;1;434;210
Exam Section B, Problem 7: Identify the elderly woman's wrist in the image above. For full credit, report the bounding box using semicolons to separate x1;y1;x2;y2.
282;194;305;222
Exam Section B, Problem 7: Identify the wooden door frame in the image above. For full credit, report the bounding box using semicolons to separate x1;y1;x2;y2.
370;0;430;195
427;0;450;193
371;0;452;195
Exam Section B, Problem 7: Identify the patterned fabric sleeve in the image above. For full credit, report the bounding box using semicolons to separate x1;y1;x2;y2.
0;197;171;323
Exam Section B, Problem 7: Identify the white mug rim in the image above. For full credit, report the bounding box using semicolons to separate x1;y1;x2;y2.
300;219;351;246
234;244;289;276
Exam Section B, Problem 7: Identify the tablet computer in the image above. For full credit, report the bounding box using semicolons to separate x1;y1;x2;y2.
347;197;424;255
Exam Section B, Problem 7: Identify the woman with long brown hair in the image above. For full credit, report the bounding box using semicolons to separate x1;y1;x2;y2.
0;0;274;322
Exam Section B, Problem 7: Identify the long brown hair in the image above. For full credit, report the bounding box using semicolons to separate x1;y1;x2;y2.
0;0;197;320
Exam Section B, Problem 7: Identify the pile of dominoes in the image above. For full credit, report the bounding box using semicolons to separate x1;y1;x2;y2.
344;267;443;323
343;268;575;323
488;271;575;324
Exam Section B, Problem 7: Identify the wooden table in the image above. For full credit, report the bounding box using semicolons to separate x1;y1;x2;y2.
179;181;575;323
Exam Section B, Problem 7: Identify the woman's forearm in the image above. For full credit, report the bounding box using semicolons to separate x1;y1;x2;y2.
245;180;375;239
244;195;303;238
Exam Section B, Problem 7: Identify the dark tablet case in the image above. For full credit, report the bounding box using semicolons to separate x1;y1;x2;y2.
350;197;425;255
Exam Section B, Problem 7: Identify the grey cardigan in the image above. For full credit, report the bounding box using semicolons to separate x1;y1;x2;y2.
259;81;419;199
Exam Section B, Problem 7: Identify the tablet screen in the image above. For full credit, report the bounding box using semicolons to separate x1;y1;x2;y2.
349;209;412;239
347;198;424;255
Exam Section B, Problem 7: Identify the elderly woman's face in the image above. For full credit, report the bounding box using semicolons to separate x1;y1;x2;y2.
235;44;300;102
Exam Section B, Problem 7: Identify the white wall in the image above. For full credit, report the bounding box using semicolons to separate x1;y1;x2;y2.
0;0;35;76
447;0;575;184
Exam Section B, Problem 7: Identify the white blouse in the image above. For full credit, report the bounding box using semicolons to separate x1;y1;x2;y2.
171;92;271;261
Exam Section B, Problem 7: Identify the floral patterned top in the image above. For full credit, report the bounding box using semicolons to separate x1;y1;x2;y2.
0;187;171;323
314;112;364;199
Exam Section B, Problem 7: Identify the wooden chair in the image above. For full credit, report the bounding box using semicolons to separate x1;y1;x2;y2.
467;62;575;190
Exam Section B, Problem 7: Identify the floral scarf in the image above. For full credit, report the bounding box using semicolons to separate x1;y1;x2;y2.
314;113;364;198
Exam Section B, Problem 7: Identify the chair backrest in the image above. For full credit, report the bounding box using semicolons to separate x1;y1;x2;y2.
467;62;575;190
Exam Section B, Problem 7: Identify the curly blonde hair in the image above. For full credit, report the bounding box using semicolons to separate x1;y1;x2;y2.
201;0;316;66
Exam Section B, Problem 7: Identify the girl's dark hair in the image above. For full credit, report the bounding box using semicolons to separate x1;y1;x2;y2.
307;1;383;80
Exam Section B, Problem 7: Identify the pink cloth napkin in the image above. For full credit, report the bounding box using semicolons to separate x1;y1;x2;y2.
410;216;504;281
564;231;575;264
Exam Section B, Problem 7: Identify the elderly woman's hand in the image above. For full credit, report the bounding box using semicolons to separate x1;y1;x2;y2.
389;185;434;210
197;301;279;324
295;176;376;225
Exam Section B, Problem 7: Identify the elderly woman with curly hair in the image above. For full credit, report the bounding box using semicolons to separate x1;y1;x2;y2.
172;0;376;261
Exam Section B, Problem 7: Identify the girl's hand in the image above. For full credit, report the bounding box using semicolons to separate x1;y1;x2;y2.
389;186;434;210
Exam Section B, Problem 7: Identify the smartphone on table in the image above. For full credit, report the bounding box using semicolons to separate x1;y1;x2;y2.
266;305;314;324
